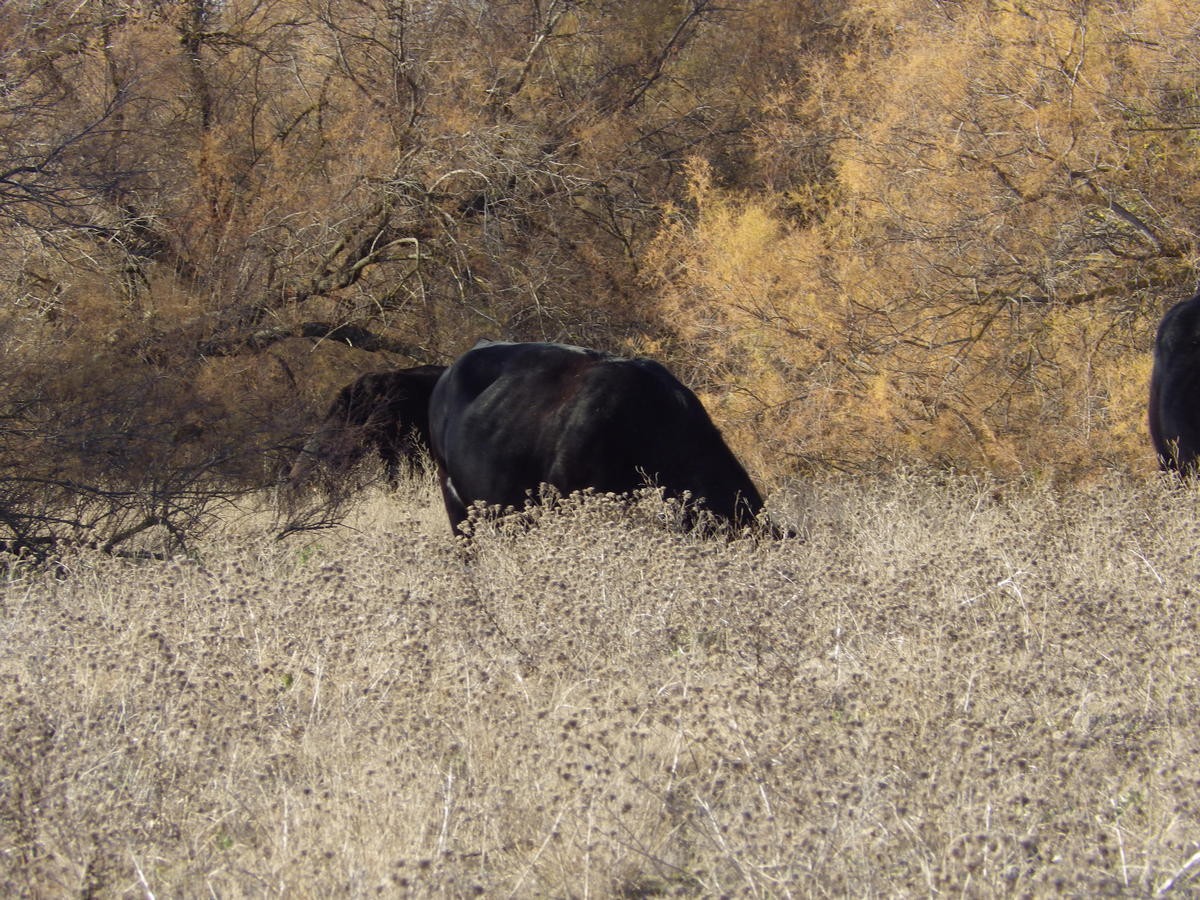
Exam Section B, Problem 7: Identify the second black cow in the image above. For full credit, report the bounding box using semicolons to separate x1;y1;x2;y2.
289;365;445;490
428;340;765;533
1150;290;1200;474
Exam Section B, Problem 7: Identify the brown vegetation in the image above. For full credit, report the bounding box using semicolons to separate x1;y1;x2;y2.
648;2;1200;477
2;6;1198;893
0;1;1197;548
2;473;1199;895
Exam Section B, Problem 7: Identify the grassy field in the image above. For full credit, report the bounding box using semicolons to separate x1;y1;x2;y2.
1;471;1199;897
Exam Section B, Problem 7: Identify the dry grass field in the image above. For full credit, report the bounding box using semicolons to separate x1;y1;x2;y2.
1;470;1199;897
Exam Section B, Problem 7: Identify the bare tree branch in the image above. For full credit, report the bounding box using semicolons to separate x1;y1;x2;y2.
199;322;428;360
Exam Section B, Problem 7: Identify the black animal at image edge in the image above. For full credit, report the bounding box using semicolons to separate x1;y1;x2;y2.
1150;291;1200;474
289;365;446;489
428;340;767;534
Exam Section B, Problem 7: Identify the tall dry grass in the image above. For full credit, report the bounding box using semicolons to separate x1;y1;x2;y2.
1;471;1198;896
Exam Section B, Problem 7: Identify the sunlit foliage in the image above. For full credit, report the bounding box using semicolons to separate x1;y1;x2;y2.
650;0;1200;478
0;0;1196;546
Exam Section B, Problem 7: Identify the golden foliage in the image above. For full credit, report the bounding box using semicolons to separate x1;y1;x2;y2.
648;0;1198;480
0;0;1197;515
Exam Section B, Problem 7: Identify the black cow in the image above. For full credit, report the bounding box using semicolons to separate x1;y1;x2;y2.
428;340;765;533
1150;292;1200;474
289;365;445;490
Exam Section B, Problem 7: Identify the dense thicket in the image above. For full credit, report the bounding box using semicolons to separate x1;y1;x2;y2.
0;0;1196;547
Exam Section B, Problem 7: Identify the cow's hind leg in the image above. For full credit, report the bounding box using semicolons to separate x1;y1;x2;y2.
436;463;470;535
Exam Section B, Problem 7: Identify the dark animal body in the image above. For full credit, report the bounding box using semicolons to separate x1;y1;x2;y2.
289;365;445;488
1150;292;1200;474
428;340;764;533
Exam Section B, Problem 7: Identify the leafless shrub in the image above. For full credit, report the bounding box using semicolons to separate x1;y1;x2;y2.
0;332;309;560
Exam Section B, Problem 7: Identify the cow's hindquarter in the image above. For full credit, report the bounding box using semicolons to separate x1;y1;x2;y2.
430;352;564;525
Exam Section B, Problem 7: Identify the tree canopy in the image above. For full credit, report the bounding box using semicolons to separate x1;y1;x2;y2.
0;0;1195;547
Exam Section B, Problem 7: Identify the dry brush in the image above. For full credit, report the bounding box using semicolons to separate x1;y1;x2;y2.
1;472;1198;895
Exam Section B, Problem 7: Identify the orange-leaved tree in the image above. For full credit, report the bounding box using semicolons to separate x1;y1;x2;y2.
647;0;1199;480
